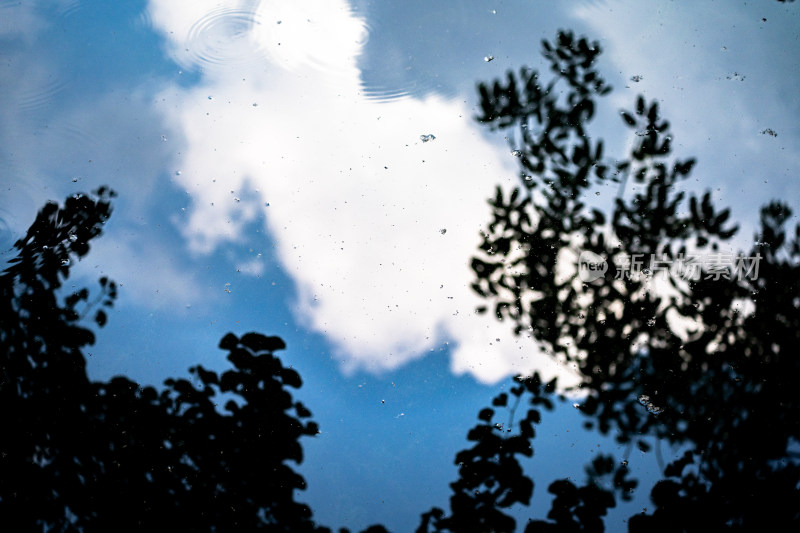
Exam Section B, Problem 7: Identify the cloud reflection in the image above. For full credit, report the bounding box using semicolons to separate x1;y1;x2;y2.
148;0;581;385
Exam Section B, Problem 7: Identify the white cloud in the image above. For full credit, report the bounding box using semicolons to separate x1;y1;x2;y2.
147;0;582;386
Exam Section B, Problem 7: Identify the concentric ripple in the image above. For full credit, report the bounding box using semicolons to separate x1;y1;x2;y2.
355;19;456;103
358;77;456;104
183;7;265;69
15;76;73;112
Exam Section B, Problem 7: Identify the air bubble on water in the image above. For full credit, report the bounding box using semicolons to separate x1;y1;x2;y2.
638;394;650;405
252;102;258;107
68;234;78;242
647;318;655;326
265;202;270;207
484;55;494;62
161;135;167;142
61;259;70;266
72;177;79;183
511;150;522;157
175;170;182;176
630;75;643;82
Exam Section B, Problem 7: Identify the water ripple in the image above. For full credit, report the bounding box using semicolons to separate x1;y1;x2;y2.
355;19;456;103
358;78;456;104
15;75;73;112
183;7;265;69
55;0;84;18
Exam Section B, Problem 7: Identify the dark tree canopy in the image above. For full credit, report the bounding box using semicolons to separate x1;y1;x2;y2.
3;28;799;533
419;30;800;532
0;189;330;531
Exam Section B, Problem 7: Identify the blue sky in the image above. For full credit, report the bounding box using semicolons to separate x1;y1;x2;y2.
1;0;798;530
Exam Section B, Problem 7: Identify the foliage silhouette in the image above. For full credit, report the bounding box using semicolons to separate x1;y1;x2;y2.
0;189;332;531
419;29;800;531
4;28;800;533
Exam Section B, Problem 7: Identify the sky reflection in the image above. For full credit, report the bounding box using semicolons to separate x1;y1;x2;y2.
1;1;798;530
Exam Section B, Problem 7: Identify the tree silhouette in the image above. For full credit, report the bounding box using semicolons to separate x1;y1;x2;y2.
420;29;800;531
4;29;799;533
0;189;331;531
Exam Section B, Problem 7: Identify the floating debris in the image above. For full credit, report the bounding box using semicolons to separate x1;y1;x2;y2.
646;403;664;415
420;134;436;143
